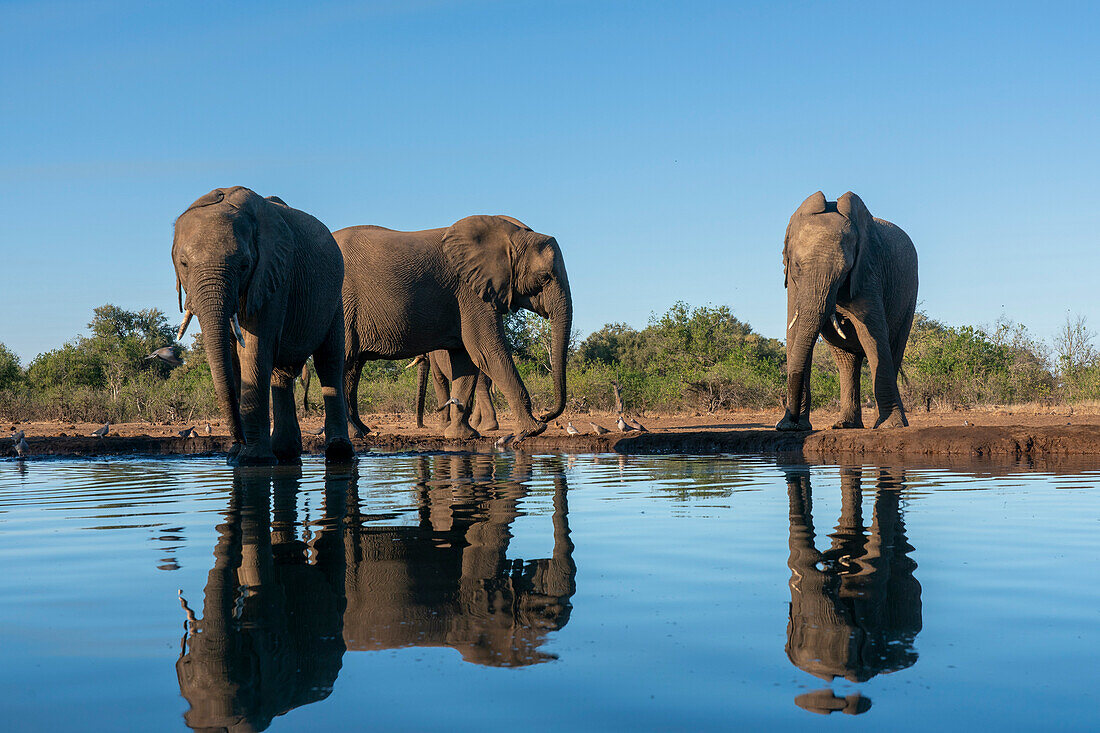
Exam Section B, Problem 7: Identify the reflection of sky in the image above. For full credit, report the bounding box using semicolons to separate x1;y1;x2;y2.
0;455;1098;730
3;2;1099;361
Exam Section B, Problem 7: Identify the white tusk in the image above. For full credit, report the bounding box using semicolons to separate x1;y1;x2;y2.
231;314;245;346
787;311;799;332
833;315;843;334
177;309;193;341
405;355;425;369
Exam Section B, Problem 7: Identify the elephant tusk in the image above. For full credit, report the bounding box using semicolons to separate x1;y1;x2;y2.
177;309;193;341
231;314;245;347
405;355;426;369
788;311;799;333
833;315;843;334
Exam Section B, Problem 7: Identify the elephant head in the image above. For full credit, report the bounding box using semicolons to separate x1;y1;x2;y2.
172;187;294;444
781;191;874;424
443;215;573;421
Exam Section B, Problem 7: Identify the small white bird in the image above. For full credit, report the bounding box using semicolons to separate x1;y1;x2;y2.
616;416;634;433
90;422;110;438
495;433;514;448
11;429;25;442
629;418;649;433
204;422;212;435
566;421;580;435
14;436;29;458
436;397;464;413
146;347;182;367
177;427;196;438
590;422;610;435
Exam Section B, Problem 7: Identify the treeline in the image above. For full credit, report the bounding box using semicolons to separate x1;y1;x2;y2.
2;302;1100;423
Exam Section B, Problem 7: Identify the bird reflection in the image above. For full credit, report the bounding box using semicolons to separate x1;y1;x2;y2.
343;452;576;667
177;453;576;730
782;464;922;714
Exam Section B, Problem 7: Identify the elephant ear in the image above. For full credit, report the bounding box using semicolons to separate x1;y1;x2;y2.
244;194;296;318
442;215;518;311
837;191;875;289
784;192;826;288
494;215;531;231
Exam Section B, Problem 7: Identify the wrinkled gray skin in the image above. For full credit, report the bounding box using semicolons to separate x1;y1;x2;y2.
415;351;498;431
172;187;354;465
337;215;571;440
777;192;918;431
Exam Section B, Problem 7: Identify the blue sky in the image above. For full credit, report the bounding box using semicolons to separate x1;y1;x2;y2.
1;0;1097;363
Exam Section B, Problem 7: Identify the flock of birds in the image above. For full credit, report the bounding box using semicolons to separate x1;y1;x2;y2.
491;415;649;449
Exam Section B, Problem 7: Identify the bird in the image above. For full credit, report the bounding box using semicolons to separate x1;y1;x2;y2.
629;418;649;433
495;433;514;449
589;422;610;435
435;397;464;413
90;422;110;437
617;416;635;432
308;425;325;435
11;429;25;442
204;422;212;435
177;427;196;438
145;346;182;367
14;437;29;458
566;421;580;435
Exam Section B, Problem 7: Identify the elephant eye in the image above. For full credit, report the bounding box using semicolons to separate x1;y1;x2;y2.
180;260;188;268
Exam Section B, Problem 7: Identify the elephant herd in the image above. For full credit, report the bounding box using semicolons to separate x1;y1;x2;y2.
170;186;916;466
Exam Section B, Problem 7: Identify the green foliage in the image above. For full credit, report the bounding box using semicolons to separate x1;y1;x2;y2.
0;343;23;389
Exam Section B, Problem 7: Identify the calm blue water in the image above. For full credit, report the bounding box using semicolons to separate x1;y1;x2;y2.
0;453;1097;731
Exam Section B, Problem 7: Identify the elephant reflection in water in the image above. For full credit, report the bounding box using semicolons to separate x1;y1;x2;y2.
782;465;922;715
176;467;350;732
342;452;577;667
177;454;575;730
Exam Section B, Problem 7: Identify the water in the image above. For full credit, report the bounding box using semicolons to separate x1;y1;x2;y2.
1;453;1097;731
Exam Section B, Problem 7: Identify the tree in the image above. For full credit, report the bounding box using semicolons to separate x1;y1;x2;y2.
0;343;22;389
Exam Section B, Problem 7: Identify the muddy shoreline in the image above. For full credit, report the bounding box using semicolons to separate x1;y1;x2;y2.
5;423;1100;462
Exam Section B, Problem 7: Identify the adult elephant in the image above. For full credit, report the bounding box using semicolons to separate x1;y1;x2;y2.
777;192;918;431
412;351;498;431
337;215;571;440
173;187;354;465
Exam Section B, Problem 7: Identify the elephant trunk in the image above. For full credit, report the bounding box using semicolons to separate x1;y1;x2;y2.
193;273;245;443
539;279;572;422
785;291;832;421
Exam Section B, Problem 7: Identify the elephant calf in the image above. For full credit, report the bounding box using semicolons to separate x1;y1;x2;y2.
777;191;918;431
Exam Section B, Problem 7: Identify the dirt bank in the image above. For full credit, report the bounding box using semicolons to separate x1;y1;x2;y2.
3;408;1100;461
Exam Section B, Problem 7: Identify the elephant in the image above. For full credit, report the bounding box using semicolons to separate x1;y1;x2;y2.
336;215;572;441
342;453;576;667
172;187;354;465
413;351;498;431
176;466;350;731
781;462;921;711
777;191;918;431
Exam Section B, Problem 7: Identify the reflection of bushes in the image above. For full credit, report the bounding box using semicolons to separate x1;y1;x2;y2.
3;303;1100;422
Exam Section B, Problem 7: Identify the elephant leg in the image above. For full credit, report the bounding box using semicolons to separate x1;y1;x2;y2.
344;353;370;438
415;358;428;429
315;316;355;463
442;348;480;440
271;367;303;464
852;312;907;428
430;354;451;430
473;373;498;431
235;345;277;466
830;346;864;429
300;362;311;412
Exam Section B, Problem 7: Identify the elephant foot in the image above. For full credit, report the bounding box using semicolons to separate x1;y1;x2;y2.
228;442;244;460
350;422;370;439
324;437;355;464
776;413;812;432
230;445;278;466
475;418;499;432
874;409;908;429
272;437;303;464
514;420;547;442
831;414;864;430
444;422;481;440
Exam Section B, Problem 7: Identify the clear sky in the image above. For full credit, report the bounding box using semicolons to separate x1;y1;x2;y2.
1;0;1097;363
